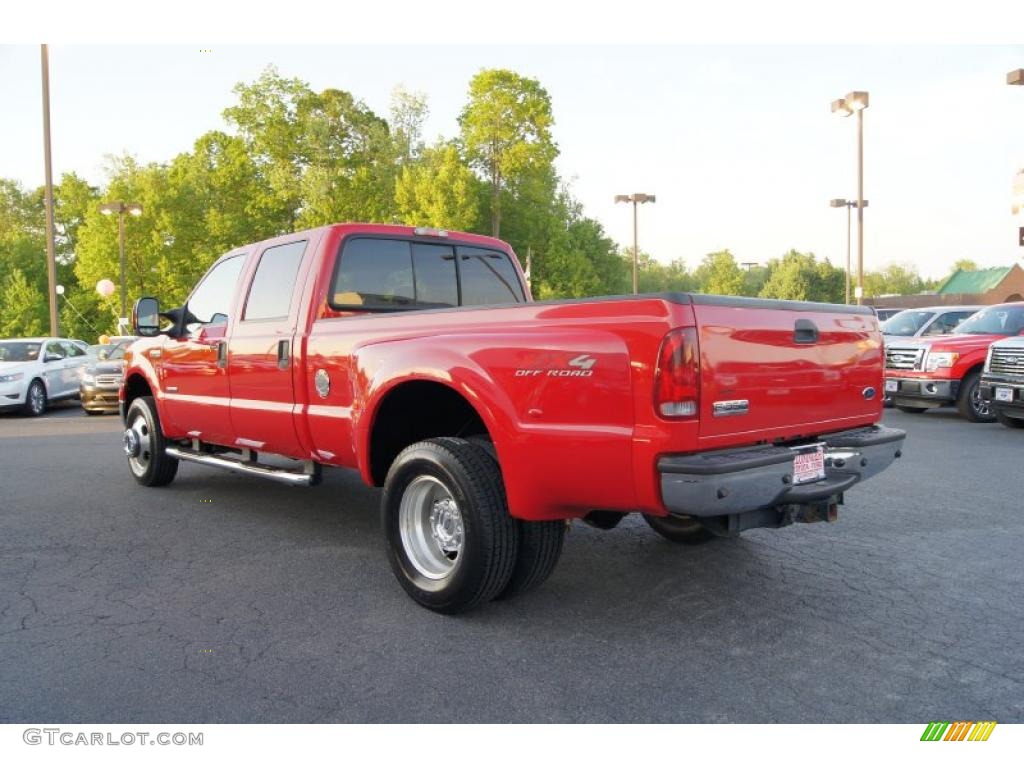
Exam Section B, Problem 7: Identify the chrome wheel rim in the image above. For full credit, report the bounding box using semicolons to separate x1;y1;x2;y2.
398;475;464;580
29;384;44;415
125;414;152;476
971;384;991;418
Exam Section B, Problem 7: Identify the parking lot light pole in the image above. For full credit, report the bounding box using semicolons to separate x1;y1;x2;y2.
830;198;869;304
99;201;143;328
40;44;59;337
832;91;869;304
614;193;656;295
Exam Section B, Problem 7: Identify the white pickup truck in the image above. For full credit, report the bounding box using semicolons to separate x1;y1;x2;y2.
0;337;93;416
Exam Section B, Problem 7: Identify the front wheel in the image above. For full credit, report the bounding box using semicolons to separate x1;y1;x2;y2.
643;513;716;544
123;396;178;486
995;410;1024;429
22;379;47;417
382;438;518;614
957;371;995;423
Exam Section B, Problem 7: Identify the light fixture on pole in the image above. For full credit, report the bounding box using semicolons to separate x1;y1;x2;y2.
830;198;869;304
831;90;869;304
99;201;143;330
614;193;656;295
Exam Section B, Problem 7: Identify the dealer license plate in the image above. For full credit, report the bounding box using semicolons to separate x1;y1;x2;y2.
995;387;1014;403
792;444;826;485
884;379;898;393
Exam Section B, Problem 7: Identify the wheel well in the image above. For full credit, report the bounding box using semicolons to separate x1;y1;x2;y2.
368;381;489;486
123;374;153;418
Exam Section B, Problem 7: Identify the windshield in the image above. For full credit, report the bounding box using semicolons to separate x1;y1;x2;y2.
0;341;42;363
954;306;1024;335
881;310;934;336
106;343;129;361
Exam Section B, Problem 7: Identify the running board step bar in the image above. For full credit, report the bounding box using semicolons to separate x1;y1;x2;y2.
165;446;322;486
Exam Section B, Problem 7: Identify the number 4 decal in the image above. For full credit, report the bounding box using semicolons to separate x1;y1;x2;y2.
568;355;597;370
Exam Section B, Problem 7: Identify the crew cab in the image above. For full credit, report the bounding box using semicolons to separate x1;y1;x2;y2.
119;223;905;613
884;302;1024;422
980;336;1024;429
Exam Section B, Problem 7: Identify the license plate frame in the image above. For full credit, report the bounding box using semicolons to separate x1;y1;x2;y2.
884;379;899;393
792;444;826;486
995;386;1014;403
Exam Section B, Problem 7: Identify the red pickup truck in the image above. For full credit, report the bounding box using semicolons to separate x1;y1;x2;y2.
120;223;905;613
884;302;1024;422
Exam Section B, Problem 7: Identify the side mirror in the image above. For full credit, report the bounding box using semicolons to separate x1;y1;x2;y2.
133;297;161;337
44;352;64;363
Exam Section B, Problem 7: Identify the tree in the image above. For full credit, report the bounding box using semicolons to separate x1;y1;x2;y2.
0;269;47;337
394;142;482;232
224;66;396;229
694;250;745;296
458;69;557;238
951;259;979;273
390;85;429;166
862;263;927;297
759;250;845;303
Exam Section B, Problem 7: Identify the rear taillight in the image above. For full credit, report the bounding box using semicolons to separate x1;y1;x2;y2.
654;327;700;418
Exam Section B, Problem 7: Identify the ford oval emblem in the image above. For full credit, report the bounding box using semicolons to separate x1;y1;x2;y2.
863;386;876;400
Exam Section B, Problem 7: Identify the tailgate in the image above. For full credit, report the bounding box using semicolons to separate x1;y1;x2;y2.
690;296;883;442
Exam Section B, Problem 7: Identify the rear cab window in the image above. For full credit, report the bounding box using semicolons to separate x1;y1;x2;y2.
330;237;523;312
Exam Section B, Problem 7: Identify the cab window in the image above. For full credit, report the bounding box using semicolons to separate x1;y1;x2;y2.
332;239;415;309
330;238;524;311
187;255;245;331
244;241;307;321
458;246;525;306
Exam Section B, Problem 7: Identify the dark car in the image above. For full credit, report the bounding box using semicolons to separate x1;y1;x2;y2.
80;340;134;414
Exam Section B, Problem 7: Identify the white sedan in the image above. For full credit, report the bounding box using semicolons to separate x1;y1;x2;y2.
0;337;93;416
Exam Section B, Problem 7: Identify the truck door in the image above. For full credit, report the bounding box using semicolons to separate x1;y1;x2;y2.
159;253;246;445
226;238;313;459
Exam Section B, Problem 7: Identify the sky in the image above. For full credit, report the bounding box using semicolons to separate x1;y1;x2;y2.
2;43;1023;280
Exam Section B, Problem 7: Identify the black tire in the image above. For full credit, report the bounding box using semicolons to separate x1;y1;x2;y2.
468;436;565;599
124;396;178;487
22;379;47;417
643;513;716;544
995;410;1024;429
382;437;518;614
895;405;928;414
497;520;565;599
956;371;995;423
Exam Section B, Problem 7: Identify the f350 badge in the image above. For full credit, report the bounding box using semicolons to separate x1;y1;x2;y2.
515;354;597;378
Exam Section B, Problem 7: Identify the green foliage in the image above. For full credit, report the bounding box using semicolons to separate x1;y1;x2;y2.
0;269;47;337
694;250;745;296
759;250;845;303
458;69;557;238
862;262;928;298
395;142;482;231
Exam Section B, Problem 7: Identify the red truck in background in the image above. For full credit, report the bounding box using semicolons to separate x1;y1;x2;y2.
120;223;905;613
884;302;1024;422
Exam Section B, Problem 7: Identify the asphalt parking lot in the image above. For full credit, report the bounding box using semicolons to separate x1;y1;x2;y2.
0;402;1021;723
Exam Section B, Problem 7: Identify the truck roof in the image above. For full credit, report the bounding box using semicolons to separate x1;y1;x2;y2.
240;222;513;255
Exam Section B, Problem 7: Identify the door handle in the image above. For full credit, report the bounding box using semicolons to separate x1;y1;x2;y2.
277;340;290;370
794;319;819;344
216;341;227;368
